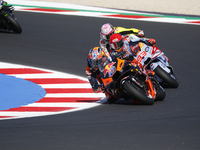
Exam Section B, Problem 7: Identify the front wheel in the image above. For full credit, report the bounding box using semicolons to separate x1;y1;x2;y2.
154;66;179;88
6;15;22;33
154;82;166;101
122;80;155;105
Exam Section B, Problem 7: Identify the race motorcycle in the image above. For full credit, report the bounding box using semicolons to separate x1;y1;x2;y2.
0;1;22;33
98;55;165;105
132;42;179;88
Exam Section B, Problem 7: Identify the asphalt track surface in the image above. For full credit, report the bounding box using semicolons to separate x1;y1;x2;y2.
0;11;200;150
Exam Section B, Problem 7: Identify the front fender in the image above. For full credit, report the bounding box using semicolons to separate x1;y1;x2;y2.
150;61;171;73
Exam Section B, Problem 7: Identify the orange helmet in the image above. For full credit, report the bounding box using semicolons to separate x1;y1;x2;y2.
109;33;124;52
88;47;104;69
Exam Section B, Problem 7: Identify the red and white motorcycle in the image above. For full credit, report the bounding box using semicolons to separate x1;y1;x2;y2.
130;37;179;88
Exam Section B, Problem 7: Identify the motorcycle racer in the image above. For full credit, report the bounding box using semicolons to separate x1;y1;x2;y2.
109;33;159;79
0;1;7;9
86;47;105;93
99;23;145;52
109;33;157;61
86;46;122;103
86;46;112;92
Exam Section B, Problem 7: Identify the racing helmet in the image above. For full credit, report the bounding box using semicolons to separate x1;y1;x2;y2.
109;33;124;52
0;1;3;9
88;47;104;69
100;23;115;40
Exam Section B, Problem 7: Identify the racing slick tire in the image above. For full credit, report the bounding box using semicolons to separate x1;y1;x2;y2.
122;80;155;105
155;84;166;101
154;66;179;88
6;14;22;33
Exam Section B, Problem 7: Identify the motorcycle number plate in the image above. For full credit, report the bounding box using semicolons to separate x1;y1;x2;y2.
136;51;147;63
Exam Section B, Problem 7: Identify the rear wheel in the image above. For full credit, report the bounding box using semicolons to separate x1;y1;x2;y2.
6;15;22;33
154;66;179;88
122;80;155;105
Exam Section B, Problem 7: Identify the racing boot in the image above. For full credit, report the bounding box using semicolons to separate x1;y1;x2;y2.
105;91;118;103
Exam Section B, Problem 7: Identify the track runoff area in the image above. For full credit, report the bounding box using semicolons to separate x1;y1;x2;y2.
1;0;200;120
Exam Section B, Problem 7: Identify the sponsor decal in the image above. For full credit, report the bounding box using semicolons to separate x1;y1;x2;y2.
104;62;116;77
145;47;149;52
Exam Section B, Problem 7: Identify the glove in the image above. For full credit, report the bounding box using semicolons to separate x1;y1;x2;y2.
137;30;144;37
92;85;102;93
101;84;106;93
96;84;106;93
120;51;128;58
122;53;134;61
96;86;103;93
148;38;156;45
